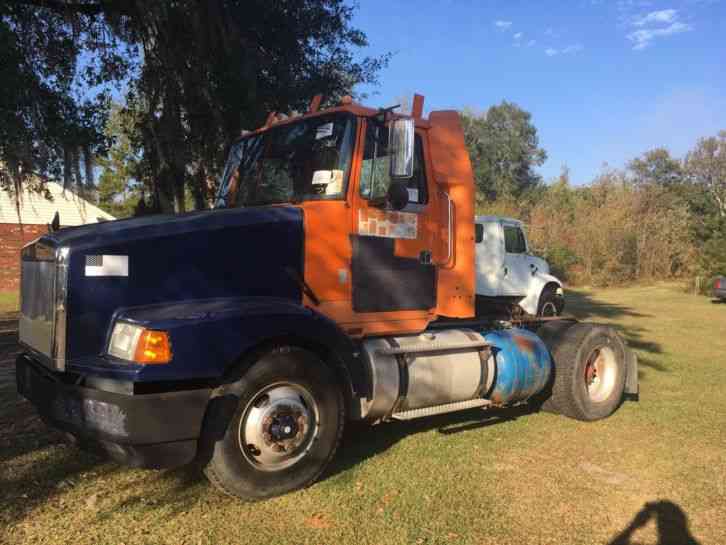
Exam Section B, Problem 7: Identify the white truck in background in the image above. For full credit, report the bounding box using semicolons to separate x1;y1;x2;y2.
475;216;564;317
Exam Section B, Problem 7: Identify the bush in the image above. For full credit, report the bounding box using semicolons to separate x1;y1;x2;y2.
540;246;579;282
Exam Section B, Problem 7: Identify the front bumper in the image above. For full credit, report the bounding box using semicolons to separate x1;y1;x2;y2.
16;354;211;469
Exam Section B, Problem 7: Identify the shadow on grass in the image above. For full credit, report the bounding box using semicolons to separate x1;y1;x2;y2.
325;403;536;481
0;311;112;535
608;500;700;545
566;290;665;381
92;464;212;523
565;290;652;321
93;405;537;520
84;405;538;519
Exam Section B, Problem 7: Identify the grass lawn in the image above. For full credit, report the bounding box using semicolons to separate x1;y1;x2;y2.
0;291;18;313
1;284;725;544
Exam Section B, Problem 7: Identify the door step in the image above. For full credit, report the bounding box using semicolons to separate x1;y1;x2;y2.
377;340;489;356
390;399;491;421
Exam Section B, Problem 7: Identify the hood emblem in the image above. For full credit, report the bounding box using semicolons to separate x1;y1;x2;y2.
85;255;129;277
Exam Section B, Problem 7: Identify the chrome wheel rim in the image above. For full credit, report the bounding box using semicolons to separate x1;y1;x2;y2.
584;346;618;403
541;301;558;317
238;382;320;471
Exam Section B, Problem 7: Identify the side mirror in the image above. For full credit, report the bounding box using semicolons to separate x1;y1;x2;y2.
387;181;409;211
389;118;414;179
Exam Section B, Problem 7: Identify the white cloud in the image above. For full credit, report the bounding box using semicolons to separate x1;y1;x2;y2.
514;32;523;40
495;20;512;30
527;39;537;47
562;43;584;54
617;0;655;12
544;44;584;56
627;21;692;50
632;8;678;26
622;7;694;50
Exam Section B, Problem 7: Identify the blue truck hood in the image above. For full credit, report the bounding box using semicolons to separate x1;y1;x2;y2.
45;206;305;362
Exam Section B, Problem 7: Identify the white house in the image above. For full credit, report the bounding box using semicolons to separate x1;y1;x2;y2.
0;182;115;290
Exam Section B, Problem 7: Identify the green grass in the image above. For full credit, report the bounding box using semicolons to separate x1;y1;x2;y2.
1;284;725;544
0;291;18;313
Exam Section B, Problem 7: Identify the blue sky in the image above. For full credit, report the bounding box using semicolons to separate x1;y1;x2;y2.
351;0;726;184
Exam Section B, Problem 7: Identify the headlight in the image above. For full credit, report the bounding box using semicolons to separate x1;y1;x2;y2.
108;322;172;364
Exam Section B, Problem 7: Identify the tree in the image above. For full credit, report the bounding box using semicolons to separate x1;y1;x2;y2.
461;102;547;201
0;2;131;198
626;149;691;277
96;104;142;218
684;131;726;278
628;148;683;187
685;131;726;218
112;1;388;213
2;1;388;214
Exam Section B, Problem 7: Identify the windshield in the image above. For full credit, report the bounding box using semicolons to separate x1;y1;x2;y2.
215;113;356;208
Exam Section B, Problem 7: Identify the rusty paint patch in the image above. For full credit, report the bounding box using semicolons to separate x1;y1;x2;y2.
514;335;536;354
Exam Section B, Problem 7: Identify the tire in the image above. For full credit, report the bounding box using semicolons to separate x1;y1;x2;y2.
537;285;565;317
201;347;345;500
533;320;578;413
537;322;627;421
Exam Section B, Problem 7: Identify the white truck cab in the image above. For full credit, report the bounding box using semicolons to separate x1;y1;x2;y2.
475;216;564;317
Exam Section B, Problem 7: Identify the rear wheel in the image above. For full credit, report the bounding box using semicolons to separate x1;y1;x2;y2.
537;322;626;421
201;348;344;500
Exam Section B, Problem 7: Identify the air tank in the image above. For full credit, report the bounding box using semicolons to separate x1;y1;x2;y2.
482;328;552;404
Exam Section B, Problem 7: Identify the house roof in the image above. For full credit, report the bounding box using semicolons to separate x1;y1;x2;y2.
0;182;115;226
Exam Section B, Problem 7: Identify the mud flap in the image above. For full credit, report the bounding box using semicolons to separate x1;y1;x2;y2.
624;347;639;401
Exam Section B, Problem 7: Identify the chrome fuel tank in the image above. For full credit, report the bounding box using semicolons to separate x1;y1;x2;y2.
359;329;491;420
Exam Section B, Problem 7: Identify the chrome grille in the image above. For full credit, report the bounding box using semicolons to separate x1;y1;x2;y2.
18;241;68;370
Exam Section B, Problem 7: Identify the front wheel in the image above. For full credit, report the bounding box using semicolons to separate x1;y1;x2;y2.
201;348;345;500
537;285;565;317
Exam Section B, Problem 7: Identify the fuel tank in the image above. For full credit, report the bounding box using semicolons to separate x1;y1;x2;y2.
358;326;552;421
482;328;552;404
359;329;490;421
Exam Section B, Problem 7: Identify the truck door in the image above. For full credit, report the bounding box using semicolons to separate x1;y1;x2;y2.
475;220;504;296
499;222;529;296
350;120;436;313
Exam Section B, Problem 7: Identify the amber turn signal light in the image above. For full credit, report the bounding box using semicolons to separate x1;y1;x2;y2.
133;329;172;364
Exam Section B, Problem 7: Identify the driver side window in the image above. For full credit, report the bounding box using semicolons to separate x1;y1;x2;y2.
503;225;527;254
359;122;428;205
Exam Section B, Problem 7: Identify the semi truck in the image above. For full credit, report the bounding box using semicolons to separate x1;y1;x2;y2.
475;215;564;317
16;93;638;500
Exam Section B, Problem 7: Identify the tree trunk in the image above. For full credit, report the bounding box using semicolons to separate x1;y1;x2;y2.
192;166;207;210
174;177;186;213
83;145;94;188
71;146;83;196
155;172;175;214
63;146;72;189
